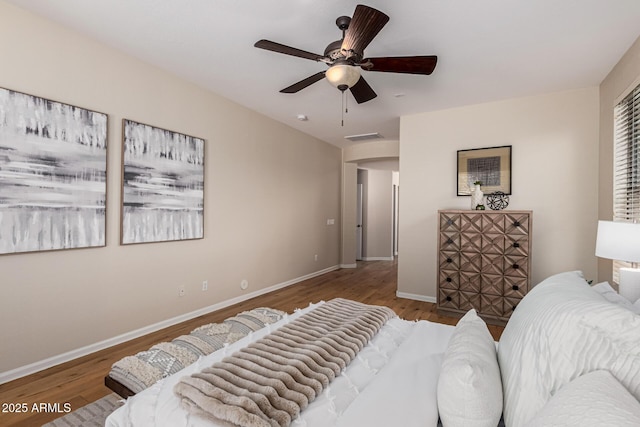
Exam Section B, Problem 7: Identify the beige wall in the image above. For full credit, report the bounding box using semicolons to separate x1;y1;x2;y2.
598;36;640;283
398;88;600;299
0;2;341;377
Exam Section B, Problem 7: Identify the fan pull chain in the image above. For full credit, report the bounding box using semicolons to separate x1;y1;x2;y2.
341;90;349;127
345;91;349;114
341;91;345;126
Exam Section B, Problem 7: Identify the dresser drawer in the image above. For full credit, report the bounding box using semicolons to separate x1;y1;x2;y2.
439;251;460;270
504;235;529;256
439;270;459;290
439;289;459;309
504;255;528;278
440;213;461;232
503;297;522;317
504;276;527;298
504;213;530;235
439;231;460;251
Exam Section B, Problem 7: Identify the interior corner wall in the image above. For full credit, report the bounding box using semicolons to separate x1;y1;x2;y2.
398;88;599;300
0;2;341;376
341;162;358;267
357;169;369;259
598;35;640;283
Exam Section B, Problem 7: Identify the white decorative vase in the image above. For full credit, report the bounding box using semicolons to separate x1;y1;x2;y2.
471;184;484;209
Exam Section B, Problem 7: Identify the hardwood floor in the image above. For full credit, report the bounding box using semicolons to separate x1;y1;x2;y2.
0;259;503;426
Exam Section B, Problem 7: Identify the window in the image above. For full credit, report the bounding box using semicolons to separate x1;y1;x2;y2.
613;83;640;281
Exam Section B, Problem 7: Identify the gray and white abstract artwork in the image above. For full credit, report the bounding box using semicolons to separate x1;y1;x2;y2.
0;88;108;255
468;156;501;186
121;119;204;244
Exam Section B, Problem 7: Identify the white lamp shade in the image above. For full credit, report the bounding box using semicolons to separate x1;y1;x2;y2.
595;220;640;262
325;63;361;89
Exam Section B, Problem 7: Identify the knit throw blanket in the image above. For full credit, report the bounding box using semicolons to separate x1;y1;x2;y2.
174;298;396;427
109;307;286;394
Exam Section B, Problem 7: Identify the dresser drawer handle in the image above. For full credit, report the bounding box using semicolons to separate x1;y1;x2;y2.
513;220;521;227
446;296;452;302
446;258;453;263
447;219;454;225
447;238;454;244
513;242;520;248
513;263;520;269
512;285;519;290
446;277;452;283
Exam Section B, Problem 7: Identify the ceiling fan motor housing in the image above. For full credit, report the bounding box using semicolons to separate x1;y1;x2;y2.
325;39;363;63
326;15;364;63
324;40;345;61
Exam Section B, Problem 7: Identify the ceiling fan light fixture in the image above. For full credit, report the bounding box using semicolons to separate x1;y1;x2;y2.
326;62;361;90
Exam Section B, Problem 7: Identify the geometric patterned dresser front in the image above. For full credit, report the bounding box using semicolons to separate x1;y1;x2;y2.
437;210;533;326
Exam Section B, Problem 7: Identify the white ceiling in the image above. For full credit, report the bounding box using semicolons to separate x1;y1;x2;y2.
7;0;640;148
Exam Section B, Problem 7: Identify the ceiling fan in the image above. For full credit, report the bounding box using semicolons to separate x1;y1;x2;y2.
254;4;438;104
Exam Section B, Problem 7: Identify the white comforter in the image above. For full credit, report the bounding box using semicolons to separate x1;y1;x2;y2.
106;301;455;427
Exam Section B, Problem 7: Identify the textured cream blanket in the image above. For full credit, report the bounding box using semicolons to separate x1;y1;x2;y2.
174;298;396;427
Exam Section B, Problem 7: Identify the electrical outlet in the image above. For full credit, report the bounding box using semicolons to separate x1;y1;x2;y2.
314;254;318;261
240;279;249;290
179;285;185;297
202;280;208;291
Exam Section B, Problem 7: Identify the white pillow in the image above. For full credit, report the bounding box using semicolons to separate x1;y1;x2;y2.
592;281;635;310
437;309;502;427
525;370;640;427
498;271;640;427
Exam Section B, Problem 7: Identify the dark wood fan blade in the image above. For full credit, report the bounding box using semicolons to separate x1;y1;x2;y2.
341;5;389;57
349;76;377;104
255;39;325;61
280;71;326;93
362;56;438;75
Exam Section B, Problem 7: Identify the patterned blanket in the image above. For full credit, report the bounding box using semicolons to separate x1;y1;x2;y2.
109;307;286;394
173;298;396;427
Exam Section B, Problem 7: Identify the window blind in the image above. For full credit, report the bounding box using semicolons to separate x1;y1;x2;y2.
613;83;640;282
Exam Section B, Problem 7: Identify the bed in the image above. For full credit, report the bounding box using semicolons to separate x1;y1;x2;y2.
106;271;640;427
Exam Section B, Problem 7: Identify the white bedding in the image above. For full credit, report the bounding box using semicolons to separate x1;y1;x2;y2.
106;301;455;427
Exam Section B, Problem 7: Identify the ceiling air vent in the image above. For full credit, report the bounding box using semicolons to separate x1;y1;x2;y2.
344;132;383;142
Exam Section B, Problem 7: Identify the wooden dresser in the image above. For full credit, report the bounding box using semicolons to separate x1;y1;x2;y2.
437;210;532;325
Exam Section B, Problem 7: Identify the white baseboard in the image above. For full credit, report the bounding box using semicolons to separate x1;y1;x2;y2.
0;265;340;385
361;256;394;261
396;291;437;303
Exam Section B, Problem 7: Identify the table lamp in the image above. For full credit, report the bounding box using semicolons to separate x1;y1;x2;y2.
595;220;640;303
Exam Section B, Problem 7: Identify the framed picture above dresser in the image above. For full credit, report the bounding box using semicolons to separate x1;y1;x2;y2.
437;210;532;325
